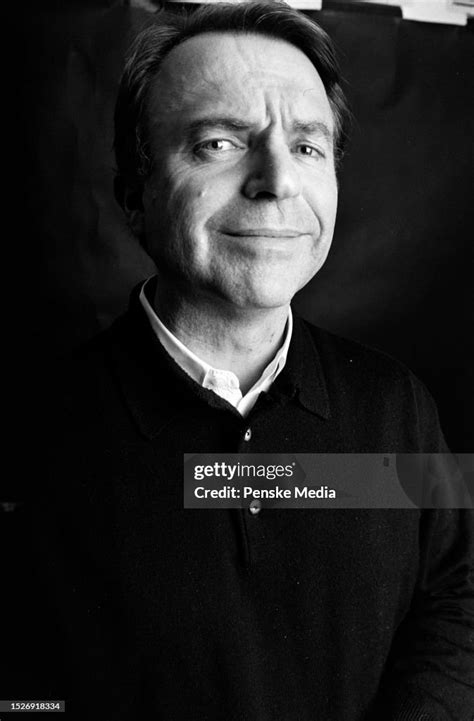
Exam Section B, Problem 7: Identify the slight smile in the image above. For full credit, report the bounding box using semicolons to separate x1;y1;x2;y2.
222;228;309;238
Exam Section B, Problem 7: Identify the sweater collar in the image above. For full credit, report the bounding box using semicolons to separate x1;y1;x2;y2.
269;312;330;420
107;282;330;440
139;277;293;417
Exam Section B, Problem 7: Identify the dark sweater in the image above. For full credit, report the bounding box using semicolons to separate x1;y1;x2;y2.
26;287;474;720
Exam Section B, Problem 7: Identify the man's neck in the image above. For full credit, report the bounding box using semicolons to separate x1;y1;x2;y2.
152;282;290;394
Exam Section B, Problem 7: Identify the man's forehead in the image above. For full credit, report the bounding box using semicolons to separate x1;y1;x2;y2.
147;31;332;123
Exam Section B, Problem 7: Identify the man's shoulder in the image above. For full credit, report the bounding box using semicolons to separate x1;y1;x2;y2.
48;313;132;423
299;316;416;384
297;316;439;425
57;304;137;367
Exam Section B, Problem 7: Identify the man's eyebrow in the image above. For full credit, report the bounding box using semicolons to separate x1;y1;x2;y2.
292;121;333;143
184;117;333;143
185;117;251;137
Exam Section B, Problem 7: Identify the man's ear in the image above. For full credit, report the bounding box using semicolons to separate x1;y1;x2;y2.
114;175;145;238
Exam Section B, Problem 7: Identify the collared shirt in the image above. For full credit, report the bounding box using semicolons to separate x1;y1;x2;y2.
139;278;293;417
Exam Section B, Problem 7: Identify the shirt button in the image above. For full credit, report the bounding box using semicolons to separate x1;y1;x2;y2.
244;427;252;442
249;499;261;516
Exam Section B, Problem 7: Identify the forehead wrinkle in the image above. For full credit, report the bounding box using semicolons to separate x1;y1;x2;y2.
146;74;236;149
257;88;333;139
147;53;259;131
150;33;256;112
149;31;324;113
149;68;226;117
145;32;333;148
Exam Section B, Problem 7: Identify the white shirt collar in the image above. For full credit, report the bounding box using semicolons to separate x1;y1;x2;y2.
139;278;292;417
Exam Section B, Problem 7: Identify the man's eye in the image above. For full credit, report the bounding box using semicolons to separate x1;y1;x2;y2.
295;144;325;159
195;139;237;154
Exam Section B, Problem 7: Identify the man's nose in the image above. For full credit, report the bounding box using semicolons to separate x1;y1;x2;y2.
242;141;301;201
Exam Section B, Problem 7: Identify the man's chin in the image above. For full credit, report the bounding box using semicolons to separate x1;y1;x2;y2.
217;283;298;313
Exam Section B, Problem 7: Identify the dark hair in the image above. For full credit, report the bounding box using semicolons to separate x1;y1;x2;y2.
114;1;350;195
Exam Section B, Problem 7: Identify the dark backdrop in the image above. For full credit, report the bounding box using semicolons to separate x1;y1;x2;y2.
18;1;474;451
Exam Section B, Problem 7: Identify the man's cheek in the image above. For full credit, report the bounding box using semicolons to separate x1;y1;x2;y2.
179;182;223;229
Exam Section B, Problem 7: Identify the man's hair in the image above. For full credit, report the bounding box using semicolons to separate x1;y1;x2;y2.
114;1;350;196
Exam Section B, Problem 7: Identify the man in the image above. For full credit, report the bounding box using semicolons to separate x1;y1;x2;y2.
32;2;472;719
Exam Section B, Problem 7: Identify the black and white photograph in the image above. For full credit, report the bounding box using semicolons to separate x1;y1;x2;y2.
3;0;474;719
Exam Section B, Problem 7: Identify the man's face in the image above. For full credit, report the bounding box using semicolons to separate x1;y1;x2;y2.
142;32;338;310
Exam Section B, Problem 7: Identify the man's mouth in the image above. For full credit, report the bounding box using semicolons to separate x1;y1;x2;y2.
222;228;307;238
